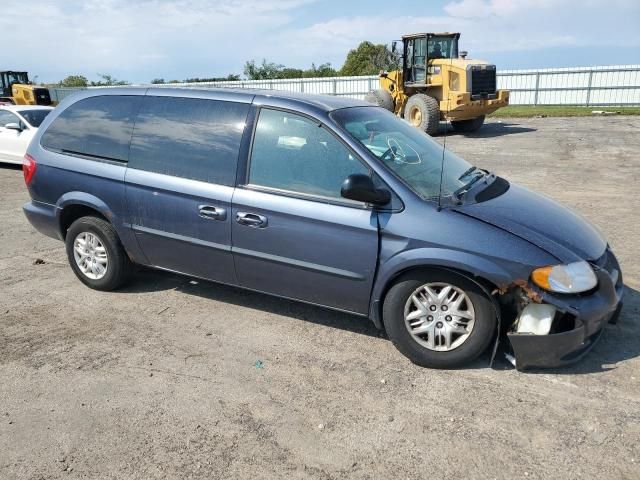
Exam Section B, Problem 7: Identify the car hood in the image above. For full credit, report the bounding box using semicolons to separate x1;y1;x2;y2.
454;183;606;263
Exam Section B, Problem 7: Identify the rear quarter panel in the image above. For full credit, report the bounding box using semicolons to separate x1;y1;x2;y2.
25;89;148;262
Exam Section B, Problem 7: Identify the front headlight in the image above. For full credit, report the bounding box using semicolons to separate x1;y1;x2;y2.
531;261;597;293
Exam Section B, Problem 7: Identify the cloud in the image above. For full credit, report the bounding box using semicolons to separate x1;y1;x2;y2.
1;0;316;82
443;0;554;18
1;0;639;82
283;0;639;66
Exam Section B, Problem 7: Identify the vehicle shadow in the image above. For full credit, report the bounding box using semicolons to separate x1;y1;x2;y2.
121;268;384;339
120;269;637;373
506;285;640;374
437;121;536;138
122;268;497;369
0;164;22;171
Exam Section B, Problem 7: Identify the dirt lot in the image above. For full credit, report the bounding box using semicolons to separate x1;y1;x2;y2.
1;116;639;480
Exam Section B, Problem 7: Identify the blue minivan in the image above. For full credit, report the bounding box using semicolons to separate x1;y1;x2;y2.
22;88;623;369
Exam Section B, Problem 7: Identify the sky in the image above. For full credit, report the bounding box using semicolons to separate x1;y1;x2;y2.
3;0;640;84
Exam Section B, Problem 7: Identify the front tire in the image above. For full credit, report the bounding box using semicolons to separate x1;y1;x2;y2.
65;216;132;291
364;89;394;112
404;94;440;135
383;270;496;368
451;115;485;133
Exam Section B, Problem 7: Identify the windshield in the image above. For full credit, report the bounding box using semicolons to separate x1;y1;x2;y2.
330;107;484;202
6;72;29;85
17;109;51;128
428;36;458;59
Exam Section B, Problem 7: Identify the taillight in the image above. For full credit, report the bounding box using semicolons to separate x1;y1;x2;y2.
23;154;37;186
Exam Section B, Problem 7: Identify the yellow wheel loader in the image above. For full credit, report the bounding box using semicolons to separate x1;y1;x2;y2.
365;33;509;135
0;71;53;106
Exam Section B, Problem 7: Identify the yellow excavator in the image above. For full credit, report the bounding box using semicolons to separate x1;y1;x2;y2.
365;33;509;135
0;71;53;106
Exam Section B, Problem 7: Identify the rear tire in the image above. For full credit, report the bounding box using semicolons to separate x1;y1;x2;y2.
451;115;485;133
383;270;496;368
65;216;132;291
404;94;440;135
364;89;394;112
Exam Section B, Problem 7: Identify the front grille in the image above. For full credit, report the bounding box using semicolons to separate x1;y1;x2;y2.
471;65;496;99
33;88;52;106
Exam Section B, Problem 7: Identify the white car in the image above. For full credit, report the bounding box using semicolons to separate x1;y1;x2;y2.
0;105;54;164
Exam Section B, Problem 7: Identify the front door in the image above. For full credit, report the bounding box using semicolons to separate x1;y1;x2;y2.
125;94;250;284
232;108;379;314
0;110;28;163
404;37;427;85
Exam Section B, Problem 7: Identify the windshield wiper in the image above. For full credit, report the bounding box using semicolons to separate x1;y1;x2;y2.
458;166;478;180
453;169;489;199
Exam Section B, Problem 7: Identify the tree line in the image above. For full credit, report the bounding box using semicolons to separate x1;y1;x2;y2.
54;41;399;87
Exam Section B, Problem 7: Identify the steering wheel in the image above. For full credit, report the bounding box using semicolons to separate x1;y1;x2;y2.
380;146;399;163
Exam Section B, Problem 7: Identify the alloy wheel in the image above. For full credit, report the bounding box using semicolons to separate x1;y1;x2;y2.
73;232;108;280
403;282;476;351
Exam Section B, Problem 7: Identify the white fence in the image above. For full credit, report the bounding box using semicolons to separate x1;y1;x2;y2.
50;64;640;106
498;65;640;106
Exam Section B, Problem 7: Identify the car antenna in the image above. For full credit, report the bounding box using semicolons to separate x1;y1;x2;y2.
437;39;455;212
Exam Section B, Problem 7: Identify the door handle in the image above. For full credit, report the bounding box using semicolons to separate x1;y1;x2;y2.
198;205;227;221
236;212;268;228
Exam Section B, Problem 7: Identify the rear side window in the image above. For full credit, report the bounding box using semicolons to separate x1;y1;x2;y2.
41;95;141;162
128;96;249;186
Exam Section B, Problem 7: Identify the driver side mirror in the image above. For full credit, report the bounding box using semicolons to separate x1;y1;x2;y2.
4;122;23;132
341;174;391;206
391;41;398;54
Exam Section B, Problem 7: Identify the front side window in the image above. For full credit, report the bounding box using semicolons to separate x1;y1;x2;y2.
128;96;249;186
17;109;51;128
41;95;141;161
248;108;370;200
0;110;19;127
331;107;482;202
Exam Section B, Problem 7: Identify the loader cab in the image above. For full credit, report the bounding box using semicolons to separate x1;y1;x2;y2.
1;71;30;98
1;71;52;106
399;33;459;85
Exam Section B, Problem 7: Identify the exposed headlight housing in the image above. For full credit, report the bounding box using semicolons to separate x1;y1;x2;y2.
531;261;597;293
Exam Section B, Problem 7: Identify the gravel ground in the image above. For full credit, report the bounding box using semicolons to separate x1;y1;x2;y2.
1;116;639;480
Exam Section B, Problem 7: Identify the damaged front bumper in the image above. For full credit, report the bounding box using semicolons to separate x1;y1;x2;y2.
506;249;624;370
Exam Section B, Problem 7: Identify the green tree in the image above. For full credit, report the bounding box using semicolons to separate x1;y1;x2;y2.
339;41;398;76
303;63;338;78
58;75;89;87
151;78;166;84
244;59;285;80
278;68;304;79
243;59;339;80
90;73;129;86
182;74;241;83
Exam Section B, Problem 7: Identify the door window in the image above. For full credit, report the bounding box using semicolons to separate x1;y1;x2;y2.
18;109;51;128
128;96;249;186
0;110;18;127
248;109;370;199
40;95;141;162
